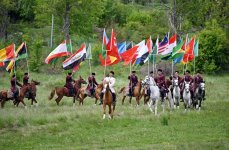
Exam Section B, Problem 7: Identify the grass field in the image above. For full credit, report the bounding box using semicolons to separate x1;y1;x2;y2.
0;70;228;150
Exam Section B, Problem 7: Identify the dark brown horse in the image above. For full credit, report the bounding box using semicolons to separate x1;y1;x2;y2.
119;80;142;106
48;76;87;105
0;85;30;108
102;83;115;119
78;83;103;105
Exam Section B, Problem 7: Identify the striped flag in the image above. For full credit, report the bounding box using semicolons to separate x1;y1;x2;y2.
0;44;15;62
158;35;169;54
62;43;86;72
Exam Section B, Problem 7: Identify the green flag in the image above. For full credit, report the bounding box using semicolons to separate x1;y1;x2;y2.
194;39;199;56
171;39;184;57
149;37;159;63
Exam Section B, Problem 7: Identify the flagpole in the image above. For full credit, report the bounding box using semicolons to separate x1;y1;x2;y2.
50;14;54;48
70;39;73;53
130;41;133;74
13;44;16;86
25;42;30;74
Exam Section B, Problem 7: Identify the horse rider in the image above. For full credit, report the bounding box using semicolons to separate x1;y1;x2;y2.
155;69;168;96
193;70;205;100
145;71;155;96
87;72;98;97
128;71;138;97
180;70;194;100
99;71;116;105
64;72;75;96
10;74;22;99
23;72;30;86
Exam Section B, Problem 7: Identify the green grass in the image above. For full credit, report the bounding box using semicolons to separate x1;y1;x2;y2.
0;69;228;150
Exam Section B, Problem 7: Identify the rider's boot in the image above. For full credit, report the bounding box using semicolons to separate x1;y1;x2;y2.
99;92;104;105
112;92;116;105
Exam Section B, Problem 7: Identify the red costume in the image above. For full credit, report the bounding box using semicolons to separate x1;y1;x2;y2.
87;75;98;95
128;75;138;87
155;74;166;89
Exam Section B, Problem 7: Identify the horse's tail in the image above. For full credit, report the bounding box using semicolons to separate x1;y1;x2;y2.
49;88;56;100
119;87;125;94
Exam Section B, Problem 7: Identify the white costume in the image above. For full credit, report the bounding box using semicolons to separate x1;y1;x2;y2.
102;76;116;93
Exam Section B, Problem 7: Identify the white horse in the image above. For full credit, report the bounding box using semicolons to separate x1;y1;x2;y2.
194;82;205;111
173;79;180;109
142;76;160;115
183;81;192;112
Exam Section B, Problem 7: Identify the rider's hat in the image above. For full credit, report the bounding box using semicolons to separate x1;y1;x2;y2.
157;69;162;72
24;72;28;75
175;70;179;73
150;71;153;74
196;70;201;74
185;70;190;74
132;71;136;73
110;71;114;75
92;72;96;75
68;72;72;75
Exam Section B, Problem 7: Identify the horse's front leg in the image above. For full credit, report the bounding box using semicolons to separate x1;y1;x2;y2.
121;96;126;105
103;104;106;119
108;105;112;119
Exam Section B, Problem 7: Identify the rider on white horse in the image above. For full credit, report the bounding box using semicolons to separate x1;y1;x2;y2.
193;70;205;100
99;71;116;105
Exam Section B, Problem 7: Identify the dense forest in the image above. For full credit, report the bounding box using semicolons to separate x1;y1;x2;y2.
0;0;228;74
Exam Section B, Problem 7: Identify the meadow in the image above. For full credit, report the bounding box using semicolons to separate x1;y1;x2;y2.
0;69;228;150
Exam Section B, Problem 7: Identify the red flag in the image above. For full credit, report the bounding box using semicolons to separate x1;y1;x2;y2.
182;37;195;64
99;54;117;66
0;62;5;67
105;29;120;65
120;45;139;65
146;36;153;53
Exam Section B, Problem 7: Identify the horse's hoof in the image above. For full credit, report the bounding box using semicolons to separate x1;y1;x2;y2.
24;106;27;109
108;115;111;119
103;114;106;119
199;107;201;111
177;106;179;109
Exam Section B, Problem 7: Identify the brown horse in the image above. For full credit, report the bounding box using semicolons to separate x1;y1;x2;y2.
0;85;30;108
48;76;87;105
119;80;142;105
78;83;103;105
102;83;115;119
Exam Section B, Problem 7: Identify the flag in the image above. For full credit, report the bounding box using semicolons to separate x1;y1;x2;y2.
134;40;149;65
0;44;15;62
86;43;92;59
126;42;132;50
106;29;121;65
103;28;109;45
171;39;184;58
158;35;169;54
62;43;86;72
194;39;199;57
5;42;28;72
174;53;184;64
182;37;195;64
149;37;159;63
120;45;139;65
118;41;126;54
0;62;4;67
146;36;153;53
161;34;177;55
99;54;117;66
45;41;70;64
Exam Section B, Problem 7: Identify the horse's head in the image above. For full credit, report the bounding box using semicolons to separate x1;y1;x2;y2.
199;82;205;91
184;81;190;93
173;79;179;87
79;76;87;84
142;76;149;86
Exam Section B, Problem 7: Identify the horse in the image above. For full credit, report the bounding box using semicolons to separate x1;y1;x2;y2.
17;80;40;106
172;79;181;109
119;80;142;106
0;85;30;108
183;81;192;112
165;78;174;110
78;83;103;105
194;82;205;110
48;76;87;106
142;76;160;115
102;82;115;119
